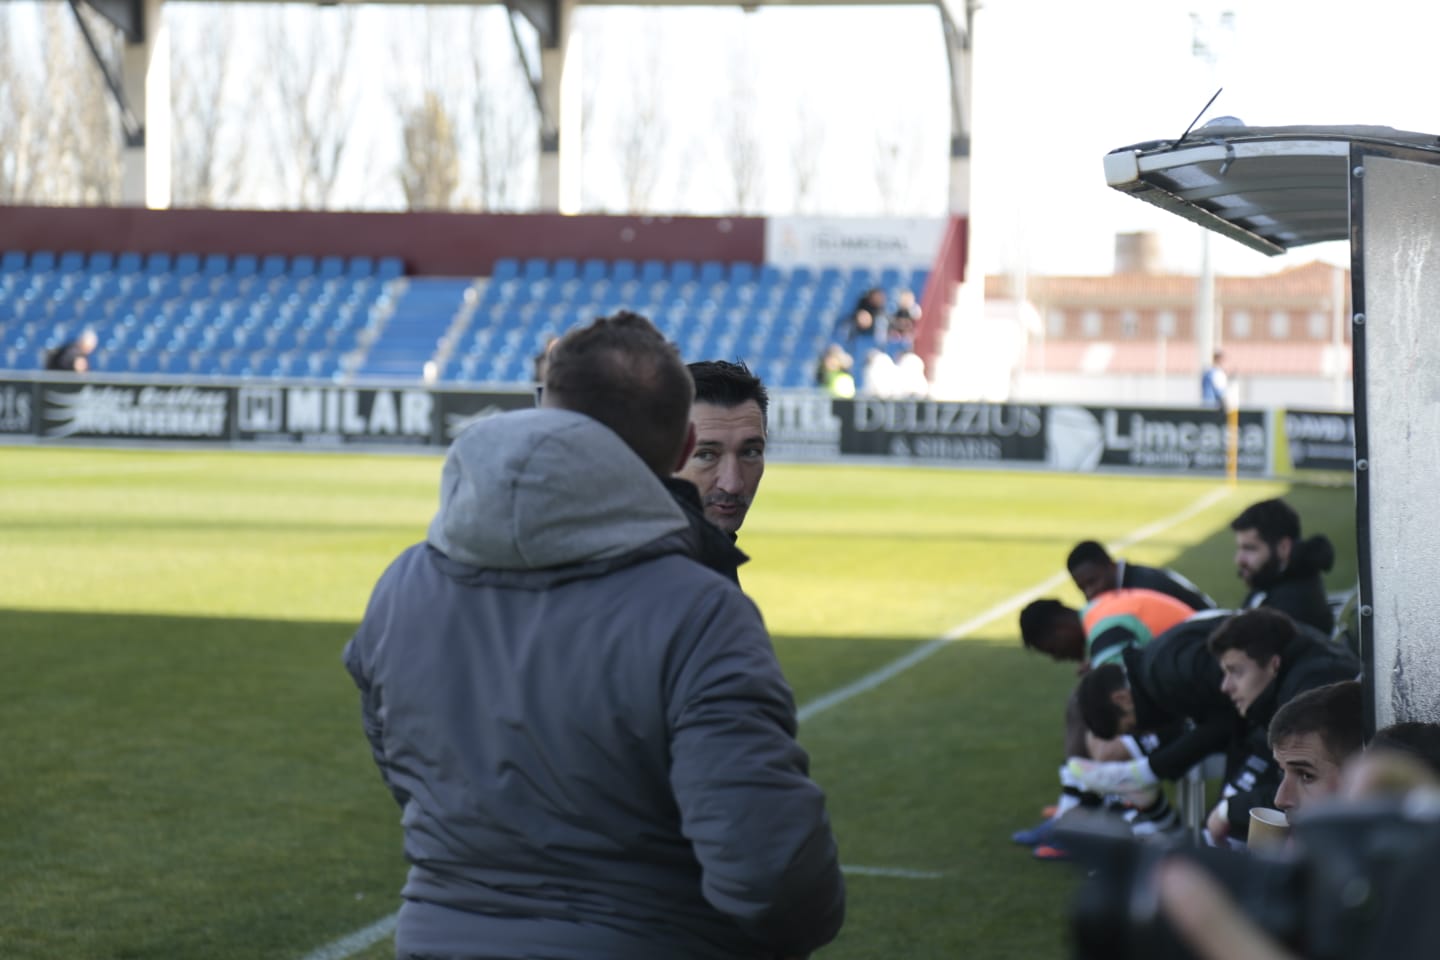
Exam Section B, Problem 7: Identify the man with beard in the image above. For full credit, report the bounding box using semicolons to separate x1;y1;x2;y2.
1231;498;1335;634
672;360;767;584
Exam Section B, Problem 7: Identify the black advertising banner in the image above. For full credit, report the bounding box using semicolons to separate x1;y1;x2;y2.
233;384;441;446
433;389;539;445
39;381;230;442
0;379;36;435
835;399;1047;463
1282;408;1355;472
1045;404;1268;474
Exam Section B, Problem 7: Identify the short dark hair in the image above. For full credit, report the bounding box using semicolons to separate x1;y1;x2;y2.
1077;663;1129;740
543;311;694;475
687;360;769;423
1066;540;1112;573
1268;680;1364;766
1369;721;1440;778
1231;498;1301;545
1206;607;1295;664
1019;598;1072;651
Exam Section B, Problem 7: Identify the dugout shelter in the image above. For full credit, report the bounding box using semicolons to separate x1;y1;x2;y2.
1104;123;1440;734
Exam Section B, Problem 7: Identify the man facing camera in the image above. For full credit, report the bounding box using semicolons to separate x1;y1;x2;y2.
675;360;768;538
1268;679;1364;816
345;313;843;960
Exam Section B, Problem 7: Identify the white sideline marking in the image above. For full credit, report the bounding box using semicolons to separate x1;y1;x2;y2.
303;484;1232;959
300;912;398;960
797;485;1233;723
843;865;944;880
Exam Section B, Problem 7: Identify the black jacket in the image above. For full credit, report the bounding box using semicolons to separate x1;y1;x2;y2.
1244;535;1335;634
1221;627;1360;839
1122;610;1235;780
1120;560;1215;611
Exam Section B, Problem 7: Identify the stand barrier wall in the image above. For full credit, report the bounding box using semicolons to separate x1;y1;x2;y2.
0;375;1354;479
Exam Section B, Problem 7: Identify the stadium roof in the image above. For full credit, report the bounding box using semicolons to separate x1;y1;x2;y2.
1103;124;1440;257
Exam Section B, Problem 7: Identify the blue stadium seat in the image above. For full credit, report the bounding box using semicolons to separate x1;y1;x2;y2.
729;262;755;284
144;252;173;275
346;256;375;278
232;254;259;277
30;251;57;273
202;254;229;276
491;258;519;282
699;261;725;286
289;255;317;278
318;255;345;279
522;258;549;282
175;253;201;276
611;260;637;283
260;255;288;278
552;258;578;283
581;259;607;283
640;260;666;284
670;261;696;285
0;251;26;273
376;256;404;280
58;251;87;273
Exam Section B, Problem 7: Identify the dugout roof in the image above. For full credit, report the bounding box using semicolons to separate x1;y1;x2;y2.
1103;124;1440;256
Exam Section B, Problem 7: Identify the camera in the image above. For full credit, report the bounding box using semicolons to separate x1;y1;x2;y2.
1057;792;1440;960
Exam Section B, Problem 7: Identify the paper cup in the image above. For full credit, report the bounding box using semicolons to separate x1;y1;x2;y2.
1247;807;1290;850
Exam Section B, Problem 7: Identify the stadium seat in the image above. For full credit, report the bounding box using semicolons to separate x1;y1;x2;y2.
232;254;259;278
640;260;666;284
202;254;229;276
346;256;375;278
289;255;317;278
699;261;725;286
260;255;288;279
58;251;87;273
114;252;143;274
318;255;345;279
30;251;57;273
611;260;637;283
0;251;26;273
552;258;578;283
670;261;696;285
580;259;607;283
376;256;404;280
175;253;201;276
491;258;519;282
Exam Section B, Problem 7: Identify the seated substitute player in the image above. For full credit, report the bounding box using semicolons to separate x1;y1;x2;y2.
1203;608;1360;844
1069;609;1238;798
1231;498;1336;634
1066;540;1214;610
1267;679;1364;817
1015;588;1194;856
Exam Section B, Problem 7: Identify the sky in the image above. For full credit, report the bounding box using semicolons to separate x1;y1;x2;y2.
967;0;1440;277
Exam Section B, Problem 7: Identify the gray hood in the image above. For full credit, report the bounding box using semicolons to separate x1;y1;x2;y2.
426;407;688;570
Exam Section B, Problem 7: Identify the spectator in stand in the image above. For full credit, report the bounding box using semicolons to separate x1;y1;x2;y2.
889;289;920;355
1231;498;1336;634
46;329;97;373
1203;608;1359;844
1067;540;1214;611
891;351;929;397
1268;679;1364;817
859;349;898;397
815;343;855;398
837;289;888;387
1201;349;1228;408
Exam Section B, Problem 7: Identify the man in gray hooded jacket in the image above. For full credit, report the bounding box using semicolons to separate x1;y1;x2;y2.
345;312;845;960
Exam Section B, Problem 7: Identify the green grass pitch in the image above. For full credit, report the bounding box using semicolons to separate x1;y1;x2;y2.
0;447;1358;960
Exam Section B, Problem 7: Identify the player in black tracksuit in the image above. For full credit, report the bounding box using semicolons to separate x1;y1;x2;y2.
1067;540;1214;611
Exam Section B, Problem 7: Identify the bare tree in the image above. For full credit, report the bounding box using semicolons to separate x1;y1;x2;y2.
398;90;461;210
0;4;121;204
873;128;926;215
169;7;246;206
263;6;360;209
612;28;667;213
468;8;536;211
720;66;765;214
789;100;826;214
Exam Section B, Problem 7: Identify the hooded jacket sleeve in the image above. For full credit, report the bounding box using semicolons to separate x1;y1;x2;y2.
664;584;845;957
343;566;412;810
